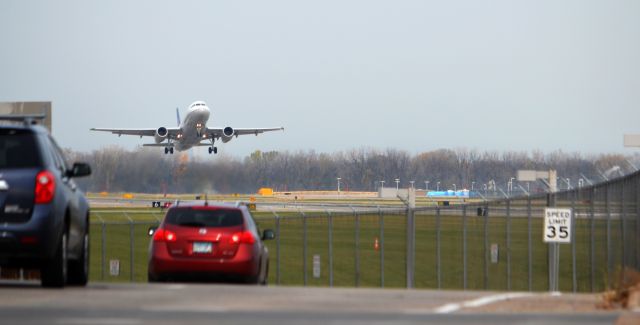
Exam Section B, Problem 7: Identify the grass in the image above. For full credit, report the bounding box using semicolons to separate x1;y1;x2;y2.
88;207;633;292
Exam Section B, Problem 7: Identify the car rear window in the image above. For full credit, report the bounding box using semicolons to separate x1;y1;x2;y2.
0;130;41;169
165;207;244;228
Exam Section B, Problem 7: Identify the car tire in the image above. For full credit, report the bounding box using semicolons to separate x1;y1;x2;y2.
67;231;89;286
148;272;163;283
41;232;68;288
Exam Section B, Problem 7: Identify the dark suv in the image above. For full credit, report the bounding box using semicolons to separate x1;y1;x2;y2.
0;115;91;287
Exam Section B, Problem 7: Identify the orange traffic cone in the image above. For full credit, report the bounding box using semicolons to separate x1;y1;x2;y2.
374;237;379;251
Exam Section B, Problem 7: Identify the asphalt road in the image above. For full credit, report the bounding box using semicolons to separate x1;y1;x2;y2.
0;281;632;325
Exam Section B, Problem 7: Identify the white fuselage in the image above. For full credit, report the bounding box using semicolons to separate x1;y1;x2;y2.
174;101;210;151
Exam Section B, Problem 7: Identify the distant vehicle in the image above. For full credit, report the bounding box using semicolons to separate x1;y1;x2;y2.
0;115;92;287
426;190;471;198
147;202;275;284
90;101;284;155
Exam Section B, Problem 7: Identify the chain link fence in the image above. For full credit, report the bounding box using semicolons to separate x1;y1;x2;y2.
89;171;639;292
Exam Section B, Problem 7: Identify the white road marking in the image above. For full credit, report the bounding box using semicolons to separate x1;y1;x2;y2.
141;305;229;313
161;284;187;290
57;318;141;325
433;292;534;314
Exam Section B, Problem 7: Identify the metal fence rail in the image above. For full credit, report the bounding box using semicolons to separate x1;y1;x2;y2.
89;170;640;292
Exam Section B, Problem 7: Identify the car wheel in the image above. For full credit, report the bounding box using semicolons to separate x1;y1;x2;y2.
41;232;68;288
148;272;163;283
67;232;89;286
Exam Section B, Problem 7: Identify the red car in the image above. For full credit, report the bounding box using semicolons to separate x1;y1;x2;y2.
147;202;274;284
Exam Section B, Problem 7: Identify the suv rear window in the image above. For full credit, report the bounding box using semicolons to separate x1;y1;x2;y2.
0;130;41;169
165;207;244;228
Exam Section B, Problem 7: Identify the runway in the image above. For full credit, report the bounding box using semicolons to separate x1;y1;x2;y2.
0;281;631;325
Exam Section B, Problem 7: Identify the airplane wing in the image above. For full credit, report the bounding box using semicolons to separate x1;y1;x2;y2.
90;127;181;138
206;127;284;139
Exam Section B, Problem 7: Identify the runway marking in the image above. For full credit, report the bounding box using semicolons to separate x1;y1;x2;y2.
433;292;535;314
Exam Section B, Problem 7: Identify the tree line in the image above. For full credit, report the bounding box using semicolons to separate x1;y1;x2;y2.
66;146;639;194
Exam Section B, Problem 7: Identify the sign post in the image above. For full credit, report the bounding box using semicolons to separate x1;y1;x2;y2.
543;208;572;293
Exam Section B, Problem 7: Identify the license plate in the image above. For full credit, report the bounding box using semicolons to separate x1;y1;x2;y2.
193;242;212;254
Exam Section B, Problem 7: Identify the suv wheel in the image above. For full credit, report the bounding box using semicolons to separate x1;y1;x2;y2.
67;231;89;286
41;232;68;288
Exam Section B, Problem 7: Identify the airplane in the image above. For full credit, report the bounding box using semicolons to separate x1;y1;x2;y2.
90;101;284;155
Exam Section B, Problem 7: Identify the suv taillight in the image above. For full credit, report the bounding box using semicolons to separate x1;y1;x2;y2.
230;231;255;245
35;171;55;204
153;229;177;242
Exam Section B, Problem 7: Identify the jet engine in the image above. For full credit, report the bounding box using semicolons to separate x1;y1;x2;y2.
155;127;168;143
221;126;235;143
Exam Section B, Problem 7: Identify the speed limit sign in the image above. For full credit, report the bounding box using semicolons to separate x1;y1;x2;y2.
543;208;572;243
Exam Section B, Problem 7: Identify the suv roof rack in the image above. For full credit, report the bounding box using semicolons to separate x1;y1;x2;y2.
0;114;47;126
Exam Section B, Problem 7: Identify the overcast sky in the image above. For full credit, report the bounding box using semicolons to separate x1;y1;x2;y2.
1;0;639;157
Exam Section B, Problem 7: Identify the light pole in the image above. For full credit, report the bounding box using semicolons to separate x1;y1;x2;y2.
337;177;341;195
436;181;440;191
562;178;572;190
395;178;400;191
508;177;515;194
409;180;415;189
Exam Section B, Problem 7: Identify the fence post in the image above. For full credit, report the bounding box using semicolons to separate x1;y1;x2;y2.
326;210;334;287
547;192;559;292
484;203;489;290
436;207;441;289
300;210;308;287
572;188;577;293
379;207;385;288
270;208;281;286
527;196;532;291
462;205;467;290
606;185;612;288
621;181;626;269
406;207;415;289
637;177;640;270
590;186;596;292
506;199;511;291
100;216;106;281
352;207;360;287
124;212;134;282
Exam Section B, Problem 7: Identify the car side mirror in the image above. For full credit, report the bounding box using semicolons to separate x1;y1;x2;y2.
148;227;157;237
67;162;92;178
262;229;276;241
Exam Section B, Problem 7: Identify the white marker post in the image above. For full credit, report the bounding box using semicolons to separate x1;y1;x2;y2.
543;208;572;293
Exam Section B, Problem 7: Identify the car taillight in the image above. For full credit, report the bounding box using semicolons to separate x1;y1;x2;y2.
230;231;255;245
153;229;177;242
34;171;55;204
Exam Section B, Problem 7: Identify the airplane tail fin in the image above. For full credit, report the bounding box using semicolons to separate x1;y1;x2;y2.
176;107;181;126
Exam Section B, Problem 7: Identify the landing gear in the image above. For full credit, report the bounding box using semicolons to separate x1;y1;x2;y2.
208;139;217;155
164;147;174;155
